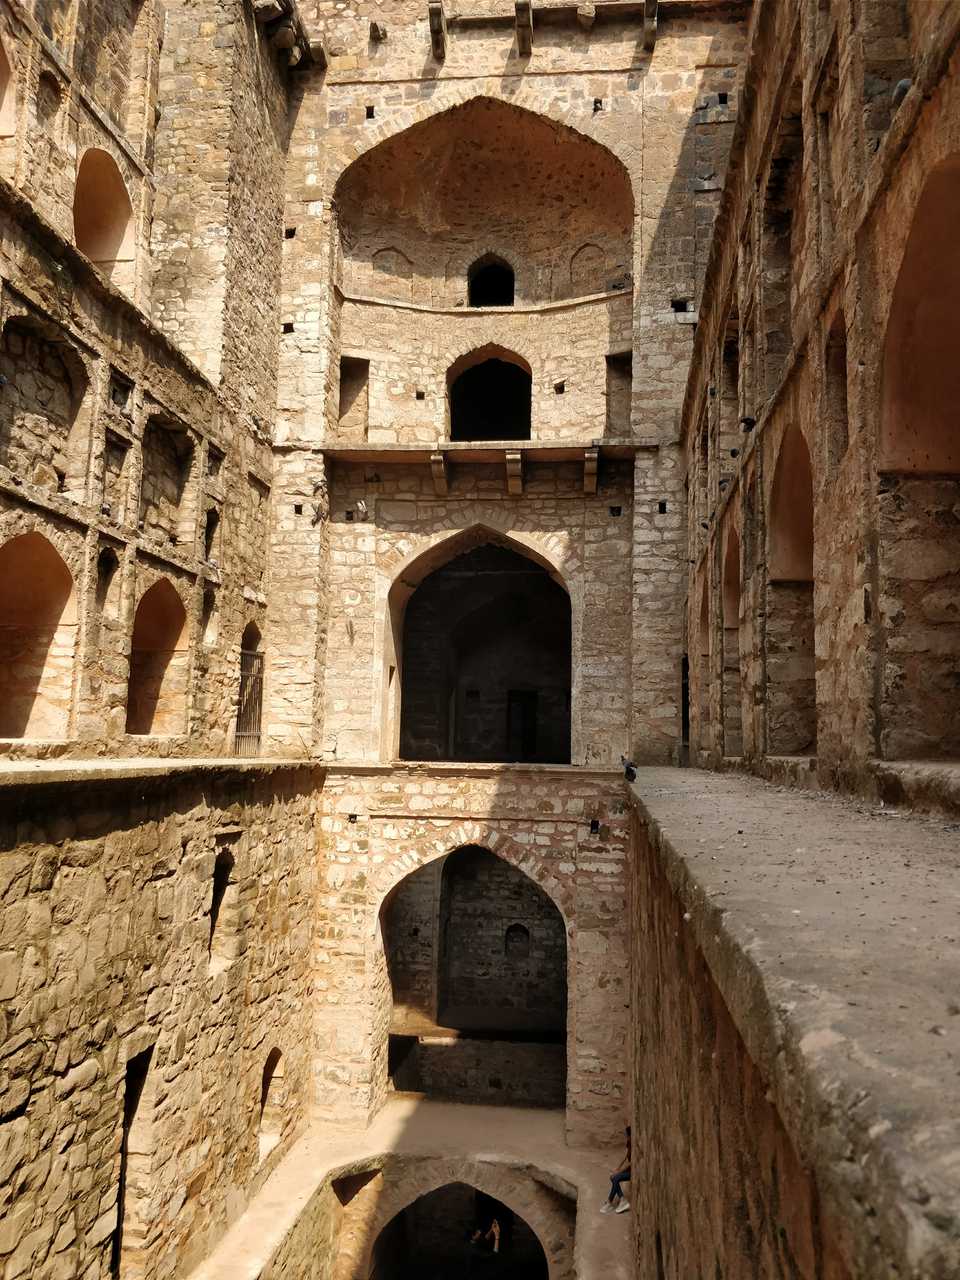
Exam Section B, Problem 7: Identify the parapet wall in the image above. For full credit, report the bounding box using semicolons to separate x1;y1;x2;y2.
628;768;960;1280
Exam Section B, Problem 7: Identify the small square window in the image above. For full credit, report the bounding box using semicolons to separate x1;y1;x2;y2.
718;92;728;106
609;505;622;517
365;104;375;119
658;500;667;514
282;321;294;334
554;381;565;395
294;503;303;515
284;227;297;239
415;389;425;401
593;98;603;113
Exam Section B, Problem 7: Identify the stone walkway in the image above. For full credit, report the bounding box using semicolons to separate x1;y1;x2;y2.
188;1099;633;1280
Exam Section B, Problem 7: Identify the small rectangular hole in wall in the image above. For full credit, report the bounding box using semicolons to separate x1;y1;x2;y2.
282;322;294;334
109;373;132;410
718;92;728;106
609;505;622;517
415;389;425;401
671;298;691;313
365;104;375;119
658;500;668;514
345;510;354;522
339;356;370;434
284;227;297;239
589;818;600;834
593;98;603;112
554;381;565;394
207;445;224;478
294;503;303;515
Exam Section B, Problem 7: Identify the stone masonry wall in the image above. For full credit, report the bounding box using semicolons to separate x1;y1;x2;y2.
0;762;319;1280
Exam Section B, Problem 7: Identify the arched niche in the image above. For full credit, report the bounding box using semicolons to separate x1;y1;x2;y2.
334;96;633;307
125;578;188;736
73;148;135;288
0;317;92;499
258;1048;283;1163
0;33;16;138
368;1183;549;1280
766;425;816;756
468;253;515;306
722;525;743;757
394;537;570;764
697;582;710;753
447;345;532;442
0;532;76;739
379;845;567;1108
877;155;960;758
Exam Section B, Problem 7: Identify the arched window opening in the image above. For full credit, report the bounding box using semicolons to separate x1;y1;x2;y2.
448;349;532;442
125;579;188;736
203;507;220;562
878;155;960;758
73;149;135;289
398;541;570;763
368;1184;549;1280
0;35;16;139
234;622;263;757
258;1048;284;1163
722;527;743;758
0;532;76;739
767;425;816;756
697;584;710;755
762;79;804;399
380;845;567;1107
468;254;515;307
139;419;196;548
96;546;121;623
0;319;91;499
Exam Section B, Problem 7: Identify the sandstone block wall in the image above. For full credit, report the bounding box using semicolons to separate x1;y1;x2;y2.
0;762;319;1280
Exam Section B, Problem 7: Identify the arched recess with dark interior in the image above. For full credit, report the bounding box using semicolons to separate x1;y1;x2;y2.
73;148;135;291
125;578;188;735
367;1183;549;1280
392;533;571;763
0;532;76;739
766;423;816;756
0;317;92;499
333;96;634;307
762;75;804;398
697;582;710;754
468;253;515;306
722;525;743;757
0;32;16;139
878;154;960;758
448;345;532;442
235;621;263;757
380;844;567;1108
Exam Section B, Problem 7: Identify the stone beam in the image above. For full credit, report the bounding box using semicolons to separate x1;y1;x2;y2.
428;1;447;60
516;0;534;55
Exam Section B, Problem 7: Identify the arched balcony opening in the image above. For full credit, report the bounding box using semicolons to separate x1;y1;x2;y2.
380;845;567;1108
767;424;816;757
396;538;570;764
468;253;515;306
368;1183;549;1280
73;148;135;290
0;532;76;739
448;347;532;443
125;579;188;736
722;526;743;758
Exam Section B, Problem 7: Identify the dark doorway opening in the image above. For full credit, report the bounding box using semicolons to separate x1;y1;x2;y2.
381;845;567;1108
369;1183;550;1280
468;255;515;307
449;357;531;441
399;542;570;763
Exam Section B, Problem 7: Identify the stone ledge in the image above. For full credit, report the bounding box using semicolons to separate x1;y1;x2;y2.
628;767;960;1278
0;757;322;790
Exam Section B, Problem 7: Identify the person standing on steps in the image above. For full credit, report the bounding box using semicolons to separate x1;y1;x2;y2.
600;1125;631;1214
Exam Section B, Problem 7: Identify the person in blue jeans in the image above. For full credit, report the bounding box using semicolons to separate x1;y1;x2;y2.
600;1126;631;1214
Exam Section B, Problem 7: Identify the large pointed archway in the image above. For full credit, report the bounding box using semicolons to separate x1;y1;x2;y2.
380;844;567;1109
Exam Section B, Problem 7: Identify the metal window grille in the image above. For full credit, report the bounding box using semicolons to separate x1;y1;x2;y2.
234;649;263;756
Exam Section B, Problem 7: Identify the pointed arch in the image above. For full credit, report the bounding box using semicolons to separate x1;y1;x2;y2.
468;253;515;306
126;578;188;735
0;532;76;738
447;345;532;442
766;425;816;756
697;580;710;754
722;525;743;757
73;148;135;288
